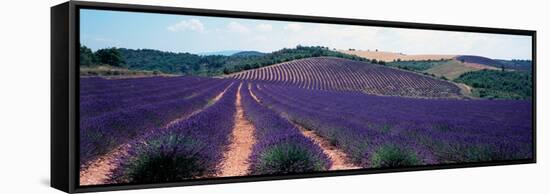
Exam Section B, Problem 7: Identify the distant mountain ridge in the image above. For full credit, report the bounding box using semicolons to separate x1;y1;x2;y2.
198;50;266;57
232;51;266;57
197;50;243;56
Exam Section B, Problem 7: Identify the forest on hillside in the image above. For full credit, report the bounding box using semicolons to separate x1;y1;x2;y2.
454;69;532;99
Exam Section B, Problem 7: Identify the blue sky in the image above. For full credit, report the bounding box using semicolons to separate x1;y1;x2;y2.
80;9;532;60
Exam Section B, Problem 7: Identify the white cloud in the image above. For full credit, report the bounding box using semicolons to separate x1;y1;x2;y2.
284;23;303;31
255;24;273;32
227;21;250;33
167;19;204;32
163;18;529;59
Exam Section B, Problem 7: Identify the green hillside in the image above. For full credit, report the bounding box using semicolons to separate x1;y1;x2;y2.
454;69;532;99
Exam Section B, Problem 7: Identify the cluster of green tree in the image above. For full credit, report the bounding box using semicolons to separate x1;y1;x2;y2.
80;45;372;76
369;59;386;65
386;59;450;71
80;46;126;67
454;69;532;100
495;59;532;72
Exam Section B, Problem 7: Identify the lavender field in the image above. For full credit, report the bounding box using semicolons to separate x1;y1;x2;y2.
251;83;532;166
77;7;535;186
79;57;532;186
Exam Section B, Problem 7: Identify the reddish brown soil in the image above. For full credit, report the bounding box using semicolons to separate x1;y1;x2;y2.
217;83;256;177
79;144;130;186
248;84;262;102
295;125;361;170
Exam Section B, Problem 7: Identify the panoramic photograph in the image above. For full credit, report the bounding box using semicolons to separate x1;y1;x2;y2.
78;9;533;186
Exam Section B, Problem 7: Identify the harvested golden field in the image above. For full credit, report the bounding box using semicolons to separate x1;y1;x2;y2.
425;60;499;80
340;50;455;62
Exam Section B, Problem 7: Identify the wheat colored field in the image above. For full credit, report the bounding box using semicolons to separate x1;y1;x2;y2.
340;50;456;62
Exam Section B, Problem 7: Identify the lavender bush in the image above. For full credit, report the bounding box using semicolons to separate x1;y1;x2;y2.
110;83;239;184
79;77;231;167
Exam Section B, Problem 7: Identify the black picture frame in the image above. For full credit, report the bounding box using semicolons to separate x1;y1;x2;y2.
51;1;537;193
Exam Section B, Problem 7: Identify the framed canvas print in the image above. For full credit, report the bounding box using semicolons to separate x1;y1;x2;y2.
51;1;536;193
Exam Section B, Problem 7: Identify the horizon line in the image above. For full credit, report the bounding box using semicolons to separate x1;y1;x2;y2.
81;44;532;61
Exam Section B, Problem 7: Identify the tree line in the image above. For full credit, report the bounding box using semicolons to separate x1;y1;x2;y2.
80;45;379;76
80;46;126;67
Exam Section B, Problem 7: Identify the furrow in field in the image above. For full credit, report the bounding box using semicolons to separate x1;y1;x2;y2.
249;86;356;171
294;124;361;171
217;83;256;177
164;82;234;128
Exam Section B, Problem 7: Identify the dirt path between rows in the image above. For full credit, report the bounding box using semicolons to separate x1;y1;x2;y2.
79;84;233;186
295;125;361;170
79;144;130;186
165;84;232;127
217;83;256;177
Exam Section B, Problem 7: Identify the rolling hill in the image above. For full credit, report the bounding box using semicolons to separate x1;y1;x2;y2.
455;55;504;66
230;57;462;98
424;59;499;80
456;55;532;71
342;51;513;79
